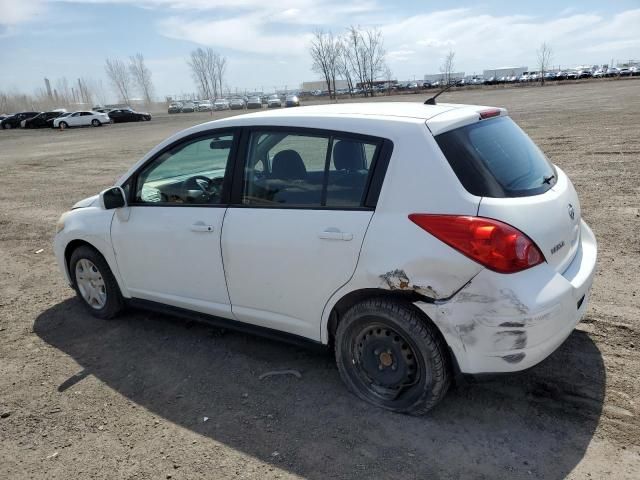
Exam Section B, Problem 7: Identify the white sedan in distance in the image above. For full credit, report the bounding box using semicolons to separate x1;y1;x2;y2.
53;111;111;129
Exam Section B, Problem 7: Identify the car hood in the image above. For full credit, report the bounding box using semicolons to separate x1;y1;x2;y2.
72;194;98;209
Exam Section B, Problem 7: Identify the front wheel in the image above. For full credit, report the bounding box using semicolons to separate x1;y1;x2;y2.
335;299;451;415
3;123;12;129
59;121;68;130
69;246;124;319
91;119;101;127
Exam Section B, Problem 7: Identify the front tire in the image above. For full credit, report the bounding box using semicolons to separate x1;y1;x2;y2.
69;246;124;319
335;298;451;415
59;121;68;130
3;123;12;129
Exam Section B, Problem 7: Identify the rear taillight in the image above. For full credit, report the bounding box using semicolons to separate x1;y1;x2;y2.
408;214;545;274
479;108;501;119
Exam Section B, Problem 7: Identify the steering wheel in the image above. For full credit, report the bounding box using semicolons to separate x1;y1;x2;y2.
183;175;211;193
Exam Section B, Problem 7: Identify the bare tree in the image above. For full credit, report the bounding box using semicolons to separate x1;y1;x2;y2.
342;26;387;97
309;29;341;99
214;55;227;99
105;58;133;105
336;40;354;96
344;26;368;96
187;48;227;100
129;53;154;105
188;48;212;99
440;50;456;85
362;27;386;96
204;50;218;99
537;42;553;86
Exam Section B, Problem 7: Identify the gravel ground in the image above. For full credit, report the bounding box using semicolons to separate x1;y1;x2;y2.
1;79;639;479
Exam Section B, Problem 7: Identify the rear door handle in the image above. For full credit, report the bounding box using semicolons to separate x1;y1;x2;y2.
319;229;353;241
190;222;214;233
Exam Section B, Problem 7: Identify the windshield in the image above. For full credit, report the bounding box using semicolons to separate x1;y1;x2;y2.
435;116;556;198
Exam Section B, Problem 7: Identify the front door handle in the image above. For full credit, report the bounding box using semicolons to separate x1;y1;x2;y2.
319;229;353;241
190;222;214;233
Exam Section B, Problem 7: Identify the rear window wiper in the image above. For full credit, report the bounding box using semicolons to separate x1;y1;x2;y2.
542;174;555;185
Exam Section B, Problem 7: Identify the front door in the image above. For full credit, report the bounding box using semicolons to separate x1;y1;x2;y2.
222;128;382;340
111;131;236;317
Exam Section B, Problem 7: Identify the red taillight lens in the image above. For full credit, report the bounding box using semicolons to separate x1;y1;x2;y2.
479;108;501;119
408;214;545;274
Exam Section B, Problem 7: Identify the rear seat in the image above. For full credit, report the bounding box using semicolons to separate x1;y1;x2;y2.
250;143;369;206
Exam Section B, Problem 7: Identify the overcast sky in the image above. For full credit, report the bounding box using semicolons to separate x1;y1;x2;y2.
1;0;639;100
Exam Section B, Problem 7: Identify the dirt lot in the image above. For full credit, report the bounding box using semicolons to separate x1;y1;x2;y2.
1;80;639;479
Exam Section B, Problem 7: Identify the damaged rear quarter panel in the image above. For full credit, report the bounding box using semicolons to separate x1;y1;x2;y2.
320;123;484;344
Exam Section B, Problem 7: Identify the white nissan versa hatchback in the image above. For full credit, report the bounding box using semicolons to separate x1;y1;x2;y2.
54;102;597;414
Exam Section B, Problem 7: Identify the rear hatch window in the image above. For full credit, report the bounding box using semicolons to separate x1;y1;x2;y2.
435;116;556;198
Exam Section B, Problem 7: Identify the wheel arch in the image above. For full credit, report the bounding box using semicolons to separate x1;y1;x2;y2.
64;240;100;284
63;239;126;297
327;288;443;344
327;288;462;386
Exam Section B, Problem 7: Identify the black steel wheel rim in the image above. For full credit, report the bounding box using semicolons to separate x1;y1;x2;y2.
352;321;422;401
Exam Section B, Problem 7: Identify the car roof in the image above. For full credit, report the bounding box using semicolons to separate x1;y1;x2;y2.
223;102;489;122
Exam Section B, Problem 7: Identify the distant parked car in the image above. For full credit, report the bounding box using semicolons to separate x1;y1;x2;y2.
22;111;64;128
285;95;300;107
555;71;568;80
630;66;640;77
48;112;72;128
577;70;592;79
592;70;605;78
229;98;246;110
214;99;230;111
267;95;282;108
606;68;619;77
618;68;631;77
168;103;182;114
53;111;110;129
181;103;196;113
1;111;40;129
566;71;579;80
246;96;262;109
108;108;151;123
543;72;556;81
197;101;213;112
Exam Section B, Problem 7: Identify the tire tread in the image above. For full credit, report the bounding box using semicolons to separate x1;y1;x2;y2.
335;298;451;415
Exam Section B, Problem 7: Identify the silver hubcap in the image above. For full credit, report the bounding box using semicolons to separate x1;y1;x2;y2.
75;259;107;309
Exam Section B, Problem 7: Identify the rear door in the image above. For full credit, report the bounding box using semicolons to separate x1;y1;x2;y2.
435;115;581;272
221;128;385;340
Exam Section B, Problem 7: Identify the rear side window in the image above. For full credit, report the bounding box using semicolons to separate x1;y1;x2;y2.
241;130;381;208
435;116;556;197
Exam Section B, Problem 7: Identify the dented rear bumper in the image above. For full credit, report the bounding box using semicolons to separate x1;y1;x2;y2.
416;219;597;374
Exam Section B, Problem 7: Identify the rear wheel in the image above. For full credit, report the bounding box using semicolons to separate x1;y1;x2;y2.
335;298;451;415
69;246;124;319
3;123;12;129
91;119;101;127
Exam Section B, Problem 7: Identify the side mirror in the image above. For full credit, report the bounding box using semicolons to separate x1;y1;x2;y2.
100;186;127;210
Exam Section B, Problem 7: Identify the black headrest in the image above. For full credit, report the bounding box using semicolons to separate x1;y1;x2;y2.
271;150;307;180
333;140;366;171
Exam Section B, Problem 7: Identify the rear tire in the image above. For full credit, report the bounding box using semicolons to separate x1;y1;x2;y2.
69;246;124;319
335;298;451;415
4;123;12;129
91;119;100;127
